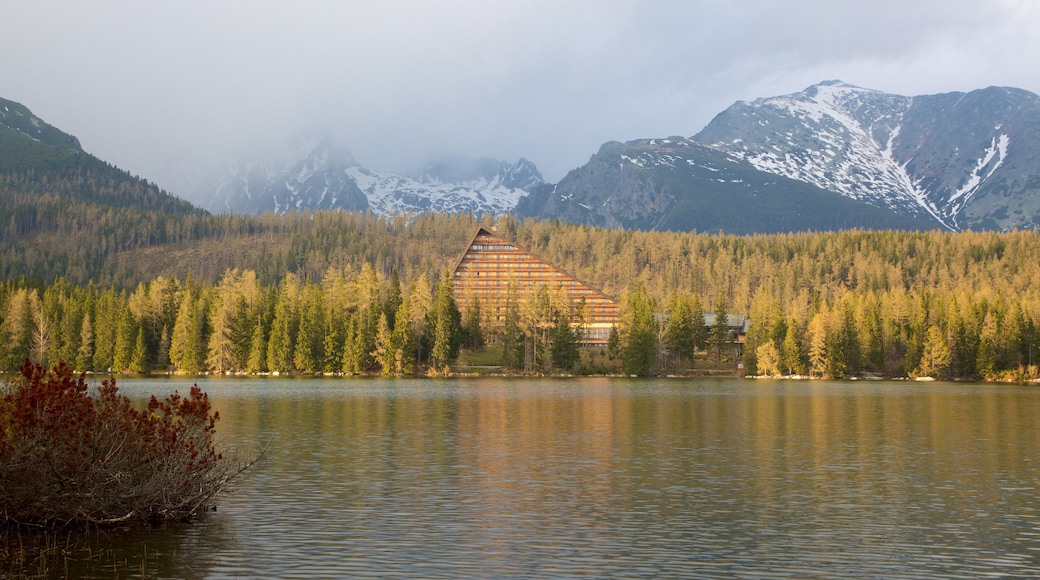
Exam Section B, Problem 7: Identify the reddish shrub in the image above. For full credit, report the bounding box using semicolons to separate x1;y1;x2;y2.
0;360;260;526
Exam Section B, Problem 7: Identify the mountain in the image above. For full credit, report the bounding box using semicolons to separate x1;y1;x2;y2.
0;96;196;215
350;156;542;216
514;137;935;233
693;81;1040;231
518;81;1040;233
194;134;368;214
179;135;543;217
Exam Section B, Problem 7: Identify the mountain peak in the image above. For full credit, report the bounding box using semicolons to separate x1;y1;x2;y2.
0;97;82;151
694;83;1040;230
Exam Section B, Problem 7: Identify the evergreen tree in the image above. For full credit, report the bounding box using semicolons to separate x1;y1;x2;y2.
621;286;657;376
429;272;462;371
169;288;207;373
294;285;326;373
341;315;366;374
266;288;298;373
689;293;707;352
710;295;729;362
373;312;394;375
781;319;806;376
663;293;696;363
502;282;525;370
247;317;269;373
0;289;34;370
383;268;403;330
91;289;122;372
463;297;485;351
156;323;171;371
129;327;148;373
550;313;580;371
112;306;137;372
390;294;416;375
75;311;95;372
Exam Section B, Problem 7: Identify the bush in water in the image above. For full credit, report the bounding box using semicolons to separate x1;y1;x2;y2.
0;360;260;526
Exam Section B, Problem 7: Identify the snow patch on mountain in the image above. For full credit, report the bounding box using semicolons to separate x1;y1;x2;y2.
947;133;1008;223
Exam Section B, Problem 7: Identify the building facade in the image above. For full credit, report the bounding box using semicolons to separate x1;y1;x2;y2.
451;227;619;346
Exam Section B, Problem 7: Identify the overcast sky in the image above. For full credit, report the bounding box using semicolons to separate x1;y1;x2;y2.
4;0;1040;192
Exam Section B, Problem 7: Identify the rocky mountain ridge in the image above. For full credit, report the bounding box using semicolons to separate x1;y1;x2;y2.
692;81;1040;230
176;135;543;217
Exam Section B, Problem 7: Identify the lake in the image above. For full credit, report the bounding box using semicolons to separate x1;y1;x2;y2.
12;377;1040;578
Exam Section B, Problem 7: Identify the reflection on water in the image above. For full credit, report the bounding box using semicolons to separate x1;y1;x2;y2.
17;378;1040;578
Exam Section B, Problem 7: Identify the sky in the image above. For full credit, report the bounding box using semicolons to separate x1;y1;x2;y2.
4;0;1040;196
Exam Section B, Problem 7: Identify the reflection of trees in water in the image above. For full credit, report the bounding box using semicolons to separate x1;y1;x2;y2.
0;513;237;578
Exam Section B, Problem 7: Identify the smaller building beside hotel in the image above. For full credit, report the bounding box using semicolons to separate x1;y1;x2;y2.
451;227;619;346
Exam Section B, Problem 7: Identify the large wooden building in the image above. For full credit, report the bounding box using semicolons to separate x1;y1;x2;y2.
451;227;619;346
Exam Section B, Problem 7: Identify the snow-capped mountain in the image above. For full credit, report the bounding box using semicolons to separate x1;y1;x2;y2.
349;157;542;216
514;137;935;233
174;134;542;217
693;81;1040;230
201;134;368;214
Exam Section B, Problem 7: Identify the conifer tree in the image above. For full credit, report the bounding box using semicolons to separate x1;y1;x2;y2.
663;293;696;363
373;312;394;375
502;282;525;370
710;295;729;363
390;294;416;375
550;313;580;371
0;289;34;370
429;271;462;371
129;327;148;373
75;312;95;372
621;286;657;376
781;319;806;376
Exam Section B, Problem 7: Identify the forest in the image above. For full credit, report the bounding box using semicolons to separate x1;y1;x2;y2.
2;207;1039;380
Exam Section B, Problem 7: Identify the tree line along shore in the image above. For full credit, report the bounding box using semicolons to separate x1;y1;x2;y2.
2;215;1040;380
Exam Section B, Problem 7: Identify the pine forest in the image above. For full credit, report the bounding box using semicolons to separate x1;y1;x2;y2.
3;197;1040;380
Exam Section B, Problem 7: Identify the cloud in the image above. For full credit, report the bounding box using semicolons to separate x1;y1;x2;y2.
3;0;1039;190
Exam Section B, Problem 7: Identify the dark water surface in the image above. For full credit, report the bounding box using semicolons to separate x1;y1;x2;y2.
29;378;1040;577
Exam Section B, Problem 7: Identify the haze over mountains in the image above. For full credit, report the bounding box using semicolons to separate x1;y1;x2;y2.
5;81;1040;233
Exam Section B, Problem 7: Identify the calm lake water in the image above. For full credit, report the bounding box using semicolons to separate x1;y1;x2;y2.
17;377;1040;578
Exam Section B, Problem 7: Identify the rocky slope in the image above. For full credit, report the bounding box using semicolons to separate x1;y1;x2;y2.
693;81;1040;230
514;137;935;233
177;134;543;217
